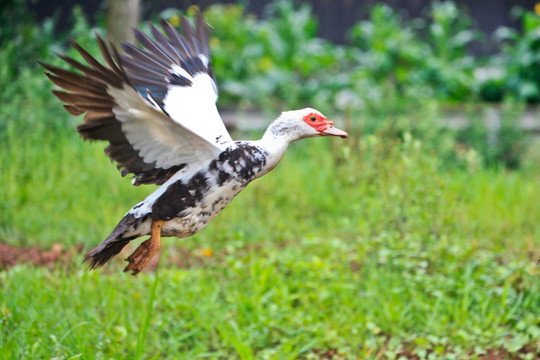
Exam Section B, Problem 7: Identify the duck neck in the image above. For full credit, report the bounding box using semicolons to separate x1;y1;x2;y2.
264;113;307;144
264;115;302;149
244;120;295;177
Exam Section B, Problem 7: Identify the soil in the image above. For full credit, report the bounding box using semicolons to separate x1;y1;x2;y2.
0;242;211;273
0;242;81;271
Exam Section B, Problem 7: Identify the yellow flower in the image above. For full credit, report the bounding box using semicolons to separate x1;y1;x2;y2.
188;5;200;16
169;14;180;27
535;3;540;16
196;248;213;257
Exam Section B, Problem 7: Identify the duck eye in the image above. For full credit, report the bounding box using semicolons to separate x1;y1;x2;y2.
310;116;317;122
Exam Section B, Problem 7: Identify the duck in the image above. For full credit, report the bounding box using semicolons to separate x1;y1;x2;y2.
40;12;348;275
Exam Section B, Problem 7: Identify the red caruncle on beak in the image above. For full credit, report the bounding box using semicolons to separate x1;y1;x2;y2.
303;112;348;138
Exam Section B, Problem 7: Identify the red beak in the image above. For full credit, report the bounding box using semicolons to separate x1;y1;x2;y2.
320;126;348;138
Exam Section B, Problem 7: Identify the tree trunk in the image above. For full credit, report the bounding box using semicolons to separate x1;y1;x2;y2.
106;0;141;49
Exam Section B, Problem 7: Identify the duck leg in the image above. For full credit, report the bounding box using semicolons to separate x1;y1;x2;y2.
124;219;164;275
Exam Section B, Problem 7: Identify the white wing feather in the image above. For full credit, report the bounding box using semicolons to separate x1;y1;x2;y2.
163;73;232;147
108;84;230;169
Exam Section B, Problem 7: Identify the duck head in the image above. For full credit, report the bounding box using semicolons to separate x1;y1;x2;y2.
266;108;348;143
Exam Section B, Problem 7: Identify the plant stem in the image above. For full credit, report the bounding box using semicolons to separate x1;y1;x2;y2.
135;268;160;360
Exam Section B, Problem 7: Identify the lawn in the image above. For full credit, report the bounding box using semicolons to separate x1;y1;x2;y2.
1;71;540;359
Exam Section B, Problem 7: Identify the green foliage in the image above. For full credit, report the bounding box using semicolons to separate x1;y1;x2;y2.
349;4;427;97
203;1;347;111
2;131;540;358
454;105;528;169
422;1;478;101
495;7;540;103
349;2;478;102
2;5;540;355
0;6;146;246
0;0;56;81
200;1;532;170
202;1;540;109
475;64;507;103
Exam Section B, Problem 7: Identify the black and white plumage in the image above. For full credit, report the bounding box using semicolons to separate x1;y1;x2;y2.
41;13;348;274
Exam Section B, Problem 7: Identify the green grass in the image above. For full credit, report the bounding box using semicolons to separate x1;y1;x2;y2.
2;68;540;359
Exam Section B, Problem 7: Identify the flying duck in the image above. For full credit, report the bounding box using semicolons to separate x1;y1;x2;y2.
41;13;348;275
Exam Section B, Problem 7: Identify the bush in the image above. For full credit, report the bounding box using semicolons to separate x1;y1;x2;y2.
349;4;427;95
494;7;540;103
203;1;349;111
0;0;56;86
349;2;478;102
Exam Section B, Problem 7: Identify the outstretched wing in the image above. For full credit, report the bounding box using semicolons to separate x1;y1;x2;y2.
41;13;233;186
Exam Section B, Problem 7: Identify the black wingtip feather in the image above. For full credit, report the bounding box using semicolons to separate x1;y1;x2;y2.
82;214;140;270
83;240;131;270
133;27;175;65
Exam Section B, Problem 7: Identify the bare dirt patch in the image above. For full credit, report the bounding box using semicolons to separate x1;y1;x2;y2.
0;242;213;273
0;243;81;270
